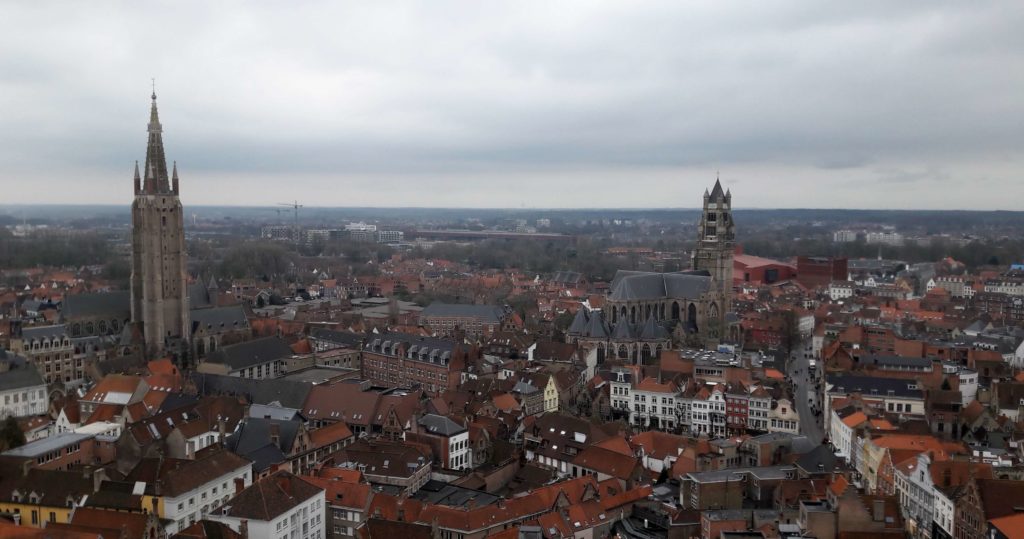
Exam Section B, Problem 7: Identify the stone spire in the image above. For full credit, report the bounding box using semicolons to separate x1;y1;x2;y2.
709;178;725;200
133;161;141;194
142;90;171;194
171;161;179;194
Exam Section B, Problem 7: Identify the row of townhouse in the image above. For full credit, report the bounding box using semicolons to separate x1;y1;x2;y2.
607;368;799;438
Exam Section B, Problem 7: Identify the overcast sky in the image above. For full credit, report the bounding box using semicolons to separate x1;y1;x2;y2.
1;2;1022;209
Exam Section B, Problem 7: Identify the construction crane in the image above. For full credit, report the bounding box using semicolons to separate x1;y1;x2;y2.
277;201;303;250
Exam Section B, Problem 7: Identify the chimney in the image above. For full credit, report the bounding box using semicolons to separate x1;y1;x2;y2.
872;499;885;522
239;519;248;538
91;468;109;493
270;423;281;446
218;417;227;444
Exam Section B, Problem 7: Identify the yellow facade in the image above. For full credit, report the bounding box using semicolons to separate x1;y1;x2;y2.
0;502;74;528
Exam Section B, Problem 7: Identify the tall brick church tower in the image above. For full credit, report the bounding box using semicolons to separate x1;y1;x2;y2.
130;91;189;358
693;178;735;316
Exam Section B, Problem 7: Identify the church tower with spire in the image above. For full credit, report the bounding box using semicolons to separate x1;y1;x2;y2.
693;177;735;315
130;91;189;358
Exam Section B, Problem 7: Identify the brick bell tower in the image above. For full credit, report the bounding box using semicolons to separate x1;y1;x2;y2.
130;90;189;359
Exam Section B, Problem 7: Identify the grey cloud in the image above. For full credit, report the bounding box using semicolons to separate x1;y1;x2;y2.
0;1;1022;209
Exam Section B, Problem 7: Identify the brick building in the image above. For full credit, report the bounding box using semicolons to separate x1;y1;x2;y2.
796;256;848;289
361;332;467;395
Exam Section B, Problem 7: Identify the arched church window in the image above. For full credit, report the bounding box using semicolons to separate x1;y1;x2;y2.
85;322;95;335
671;302;680;321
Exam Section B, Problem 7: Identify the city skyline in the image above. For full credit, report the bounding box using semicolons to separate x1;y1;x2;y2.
1;2;1022;209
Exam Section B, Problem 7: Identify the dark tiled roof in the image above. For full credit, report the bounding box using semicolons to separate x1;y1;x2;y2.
61;291;131;320
567;309;589;335
310;328;365;348
226;417;301;457
20;324;70;341
0;351;45;391
188;281;214;309
206;336;294;371
421;303;505;323
190;372;313;409
158;449;251;497
221;471;322;521
608;271;711;302
418;414;467;436
190;305;249;334
826;374;924;399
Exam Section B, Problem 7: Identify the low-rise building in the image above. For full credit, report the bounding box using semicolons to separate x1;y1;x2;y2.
211;470;325;539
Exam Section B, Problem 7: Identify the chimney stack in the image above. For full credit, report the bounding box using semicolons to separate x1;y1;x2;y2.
872;499;885;522
270;423;281;446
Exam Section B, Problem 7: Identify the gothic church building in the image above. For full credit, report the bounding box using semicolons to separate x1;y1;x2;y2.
567;179;736;364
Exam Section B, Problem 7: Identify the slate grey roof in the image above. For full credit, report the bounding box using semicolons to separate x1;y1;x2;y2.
249;403;302;421
61;291;131;320
421;303;505;324
867;355;933;369
709;179;726;200
826;374;924;399
367;332;456;364
611;319;635;340
20;324;69;342
190;305;249;334
0;350;45;391
188;281;213;309
418;414;467;436
567;309;589;335
3;432;91;458
226;417;300;456
190;372;312;409
638;316;670;341
234;443;286;474
206;336;294;371
584;311;610;338
310;328;366;348
608;271;712;302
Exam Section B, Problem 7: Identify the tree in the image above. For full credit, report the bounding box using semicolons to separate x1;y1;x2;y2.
778;310;802;358
0;416;26;452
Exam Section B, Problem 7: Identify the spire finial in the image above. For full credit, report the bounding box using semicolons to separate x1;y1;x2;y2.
151;78;156;100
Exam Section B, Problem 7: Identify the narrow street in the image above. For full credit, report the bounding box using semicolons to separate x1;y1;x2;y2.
788;340;825;444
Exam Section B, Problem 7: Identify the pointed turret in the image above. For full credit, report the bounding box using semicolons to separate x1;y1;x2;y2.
133;161;141;194
172;161;179;194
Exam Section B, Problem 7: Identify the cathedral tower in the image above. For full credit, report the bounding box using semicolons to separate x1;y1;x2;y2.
692;178;735;314
130;91;189;358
